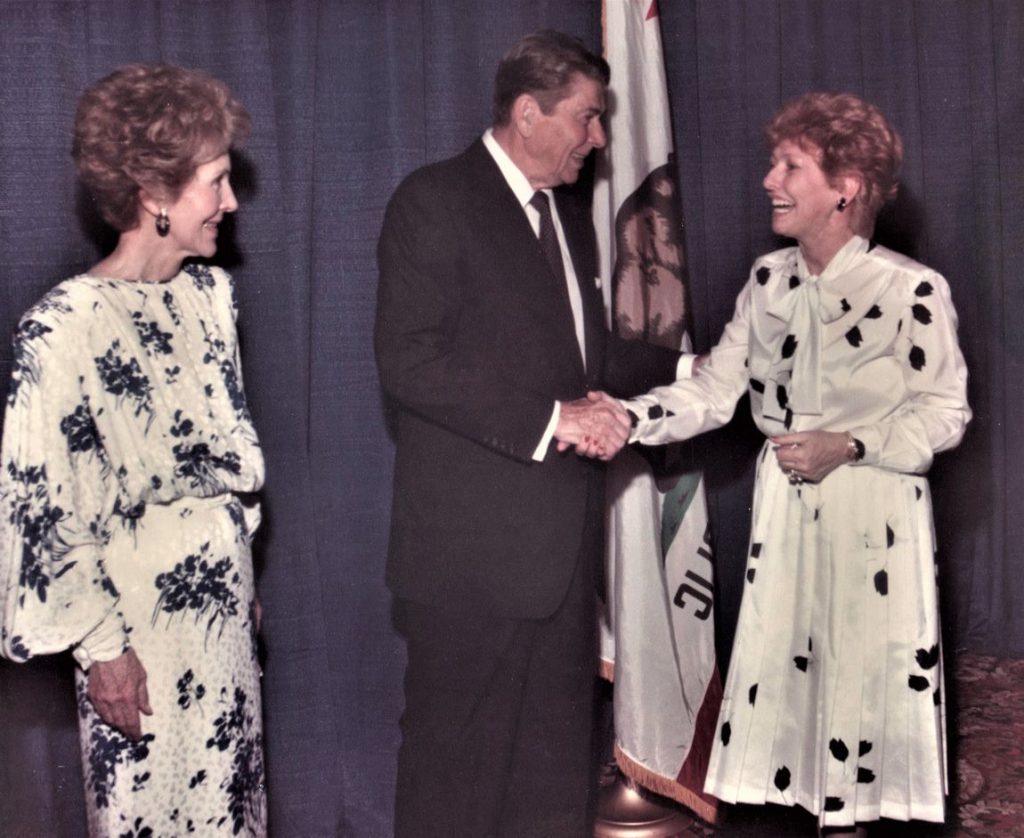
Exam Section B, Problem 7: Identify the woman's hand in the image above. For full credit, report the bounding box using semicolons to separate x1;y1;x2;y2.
770;430;851;484
87;647;153;741
555;391;631;461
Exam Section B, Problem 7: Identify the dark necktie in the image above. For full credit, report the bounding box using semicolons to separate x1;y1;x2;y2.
529;190;566;284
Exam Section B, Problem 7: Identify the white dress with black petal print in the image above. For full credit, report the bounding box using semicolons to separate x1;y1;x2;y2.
623;235;970;828
0;264;266;836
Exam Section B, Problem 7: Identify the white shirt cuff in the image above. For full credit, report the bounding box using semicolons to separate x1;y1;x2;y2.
532;402;560;461
676;354;696;380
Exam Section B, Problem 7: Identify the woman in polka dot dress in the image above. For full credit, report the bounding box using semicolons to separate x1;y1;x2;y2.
622;93;970;835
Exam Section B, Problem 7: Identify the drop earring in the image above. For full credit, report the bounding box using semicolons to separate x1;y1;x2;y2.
155;208;170;237
836;196;848;212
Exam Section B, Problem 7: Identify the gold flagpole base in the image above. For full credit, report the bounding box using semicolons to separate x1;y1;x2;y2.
594;768;698;837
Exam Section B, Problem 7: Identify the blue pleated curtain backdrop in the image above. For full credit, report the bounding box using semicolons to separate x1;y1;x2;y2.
0;2;1019;836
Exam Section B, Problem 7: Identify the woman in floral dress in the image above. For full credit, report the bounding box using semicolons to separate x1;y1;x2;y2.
0;65;266;836
623;93;970;835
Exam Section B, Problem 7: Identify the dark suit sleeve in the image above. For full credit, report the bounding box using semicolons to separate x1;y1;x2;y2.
375;174;555;463
601;333;681;398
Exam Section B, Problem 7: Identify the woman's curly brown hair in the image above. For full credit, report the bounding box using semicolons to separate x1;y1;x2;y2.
765;92;903;236
72;64;251;232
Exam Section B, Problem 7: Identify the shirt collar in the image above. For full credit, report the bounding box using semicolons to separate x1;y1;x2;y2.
482;128;544;209
796;234;869;283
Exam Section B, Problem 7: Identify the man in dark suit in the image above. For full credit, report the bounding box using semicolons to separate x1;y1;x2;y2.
375;30;682;837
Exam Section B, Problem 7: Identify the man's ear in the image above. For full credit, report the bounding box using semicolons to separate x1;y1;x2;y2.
512;93;540;138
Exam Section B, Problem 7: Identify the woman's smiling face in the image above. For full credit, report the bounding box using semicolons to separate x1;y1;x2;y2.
164;153;238;260
762;138;842;246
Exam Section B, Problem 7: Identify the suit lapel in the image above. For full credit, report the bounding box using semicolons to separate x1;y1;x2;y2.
462;142;587;379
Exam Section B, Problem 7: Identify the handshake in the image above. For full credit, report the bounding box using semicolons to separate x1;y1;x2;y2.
554;391;632;462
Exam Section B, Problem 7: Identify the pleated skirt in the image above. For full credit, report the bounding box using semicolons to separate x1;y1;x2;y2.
704;443;947;827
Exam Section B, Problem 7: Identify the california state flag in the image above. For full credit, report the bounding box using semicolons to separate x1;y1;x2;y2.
594;0;722;823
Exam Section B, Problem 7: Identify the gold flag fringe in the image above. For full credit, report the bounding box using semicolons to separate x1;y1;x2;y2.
614;742;723;826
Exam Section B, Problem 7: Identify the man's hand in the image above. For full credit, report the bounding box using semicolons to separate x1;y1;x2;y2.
87;647;153;741
555;391;631;461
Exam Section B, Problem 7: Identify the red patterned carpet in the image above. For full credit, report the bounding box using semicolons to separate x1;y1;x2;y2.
604;654;1024;837
953;654;1024;836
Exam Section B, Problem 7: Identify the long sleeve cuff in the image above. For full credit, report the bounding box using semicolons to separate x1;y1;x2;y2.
72;610;129;670
675;353;696;380
844;422;934;474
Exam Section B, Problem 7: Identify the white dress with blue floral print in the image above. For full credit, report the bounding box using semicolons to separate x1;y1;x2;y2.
624;237;970;828
0;264;266;836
